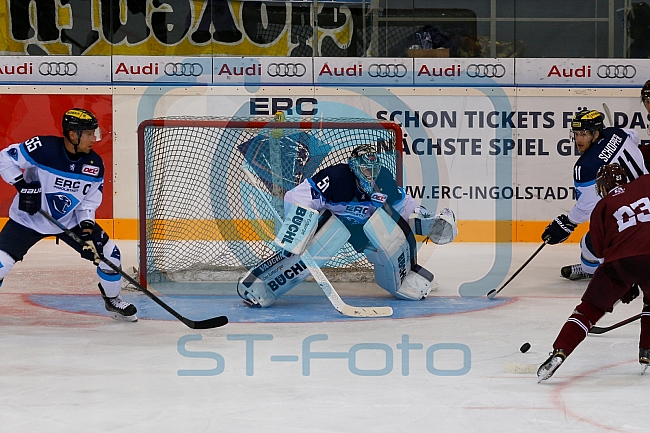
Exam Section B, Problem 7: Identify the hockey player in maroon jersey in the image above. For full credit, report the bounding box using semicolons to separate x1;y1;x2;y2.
538;163;650;382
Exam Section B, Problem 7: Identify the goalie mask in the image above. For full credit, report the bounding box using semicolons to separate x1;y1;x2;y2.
595;163;628;198
348;144;381;195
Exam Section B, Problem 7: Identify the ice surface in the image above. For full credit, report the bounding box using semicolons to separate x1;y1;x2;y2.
0;240;646;432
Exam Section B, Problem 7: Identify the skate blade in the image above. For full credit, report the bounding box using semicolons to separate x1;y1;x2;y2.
109;312;138;322
642;364;648;375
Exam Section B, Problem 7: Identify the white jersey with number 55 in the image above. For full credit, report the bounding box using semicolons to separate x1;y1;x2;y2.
0;135;105;234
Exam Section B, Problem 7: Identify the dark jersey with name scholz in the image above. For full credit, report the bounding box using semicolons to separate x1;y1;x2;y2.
0;135;105;233
589;174;650;264
569;127;646;224
283;163;418;226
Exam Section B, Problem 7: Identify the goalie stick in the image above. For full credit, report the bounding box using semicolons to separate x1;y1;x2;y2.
38;210;228;329
241;165;393;318
589;313;641;335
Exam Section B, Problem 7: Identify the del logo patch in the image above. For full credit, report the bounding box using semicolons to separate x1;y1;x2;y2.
82;164;100;176
371;192;387;203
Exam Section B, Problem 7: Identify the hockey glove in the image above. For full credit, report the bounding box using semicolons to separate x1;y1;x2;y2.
621;284;640;304
14;177;42;215
79;220;107;265
542;214;577;245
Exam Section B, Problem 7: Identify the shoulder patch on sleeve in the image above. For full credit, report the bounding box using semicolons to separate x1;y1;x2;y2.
7;148;18;161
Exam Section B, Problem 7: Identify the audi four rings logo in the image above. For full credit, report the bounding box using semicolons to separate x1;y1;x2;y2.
467;64;506;78
368;64;408;78
597;65;636;79
164;63;203;76
267;63;307;77
38;62;78;76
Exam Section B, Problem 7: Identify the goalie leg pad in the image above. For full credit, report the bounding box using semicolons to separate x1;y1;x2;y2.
239;213;351;307
364;209;433;300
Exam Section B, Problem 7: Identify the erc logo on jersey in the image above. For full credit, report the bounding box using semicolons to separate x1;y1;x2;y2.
46;192;79;220
7;148;18;161
82;164;100;176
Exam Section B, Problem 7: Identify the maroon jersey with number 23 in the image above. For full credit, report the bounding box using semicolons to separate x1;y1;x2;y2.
590;174;650;263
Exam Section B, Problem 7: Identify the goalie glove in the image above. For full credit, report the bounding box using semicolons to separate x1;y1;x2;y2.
542;214;577;245
274;203;320;255
409;207;458;245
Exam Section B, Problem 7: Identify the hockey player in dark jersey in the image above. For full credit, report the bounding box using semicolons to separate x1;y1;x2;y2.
0;108;137;322
541;109;646;280
538;164;650;382
238;143;457;308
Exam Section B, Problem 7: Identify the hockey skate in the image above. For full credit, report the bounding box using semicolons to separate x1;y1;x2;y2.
640;348;650;375
560;264;592;281
537;349;567;383
98;284;138;322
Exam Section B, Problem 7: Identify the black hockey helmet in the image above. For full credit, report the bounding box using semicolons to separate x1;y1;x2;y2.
62;108;98;134
595;163;628;197
571;109;604;133
642;79;650;102
62;108;101;149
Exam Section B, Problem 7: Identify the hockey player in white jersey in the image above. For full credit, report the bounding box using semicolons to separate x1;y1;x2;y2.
238;143;458;308
541;109;647;280
0;108;137;321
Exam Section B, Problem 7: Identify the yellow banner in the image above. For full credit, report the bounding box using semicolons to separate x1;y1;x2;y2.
0;1;353;56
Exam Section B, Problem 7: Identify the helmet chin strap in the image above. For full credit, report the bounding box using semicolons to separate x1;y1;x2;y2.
67;130;81;154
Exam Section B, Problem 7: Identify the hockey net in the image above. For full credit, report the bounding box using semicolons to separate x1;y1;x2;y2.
138;116;402;285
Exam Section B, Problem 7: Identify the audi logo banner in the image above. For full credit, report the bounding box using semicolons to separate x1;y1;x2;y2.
414;58;515;86
113;56;212;83
2;55;650;87
314;58;412;85
515;58;650;85
0;56;110;83
214;57;313;85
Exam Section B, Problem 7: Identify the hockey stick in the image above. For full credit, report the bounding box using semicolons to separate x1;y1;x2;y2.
38;210;228;329
602;103;613;127
486;241;547;299
241;166;393;317
589;313;641;335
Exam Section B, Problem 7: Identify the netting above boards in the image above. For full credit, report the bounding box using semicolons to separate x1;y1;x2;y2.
138;116;402;284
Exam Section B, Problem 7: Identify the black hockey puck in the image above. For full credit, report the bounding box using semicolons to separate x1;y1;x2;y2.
520;342;531;353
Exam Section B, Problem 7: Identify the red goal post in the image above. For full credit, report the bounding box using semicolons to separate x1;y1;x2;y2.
137;116;403;286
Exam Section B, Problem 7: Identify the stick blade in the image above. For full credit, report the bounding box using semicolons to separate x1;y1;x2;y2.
486;289;497;300
340;306;393;317
183;316;229;329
